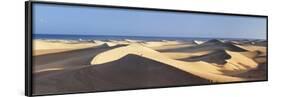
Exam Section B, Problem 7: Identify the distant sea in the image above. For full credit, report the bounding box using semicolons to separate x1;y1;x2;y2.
33;34;260;41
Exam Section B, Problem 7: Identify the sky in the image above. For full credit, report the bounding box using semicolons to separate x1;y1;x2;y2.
33;3;267;39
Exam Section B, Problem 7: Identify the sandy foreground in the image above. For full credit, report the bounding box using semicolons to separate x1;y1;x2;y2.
33;39;267;95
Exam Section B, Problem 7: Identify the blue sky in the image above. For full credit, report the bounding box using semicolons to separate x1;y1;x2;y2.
33;4;267;39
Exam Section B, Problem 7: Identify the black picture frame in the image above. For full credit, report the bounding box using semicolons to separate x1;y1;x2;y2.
25;0;268;96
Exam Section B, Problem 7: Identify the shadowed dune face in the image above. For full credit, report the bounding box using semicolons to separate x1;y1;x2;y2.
34;54;209;95
181;50;231;65
233;63;267;80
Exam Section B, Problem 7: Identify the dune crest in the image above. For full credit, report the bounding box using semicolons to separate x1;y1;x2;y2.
91;44;244;82
92;44;143;65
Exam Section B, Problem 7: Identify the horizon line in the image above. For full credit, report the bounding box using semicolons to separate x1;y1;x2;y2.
34;33;267;40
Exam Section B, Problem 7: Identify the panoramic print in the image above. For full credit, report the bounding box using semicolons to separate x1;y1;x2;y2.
32;3;267;95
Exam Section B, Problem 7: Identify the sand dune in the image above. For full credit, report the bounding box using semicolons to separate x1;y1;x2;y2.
34;54;210;95
92;43;260;77
234;44;267;64
140;40;182;47
194;39;248;52
162;51;211;60
172;49;258;75
181;50;231;64
235;44;266;53
34;40;97;50
91;44;244;82
92;40;104;44
124;39;141;43
159;39;247;52
239;40;267;46
221;50;258;75
33;39;267;95
239;51;260;58
161;40;182;45
140;41;168;47
34;40;129;56
140;40;196;51
149;44;195;51
34;40;98;56
34;45;116;73
92;40;122;47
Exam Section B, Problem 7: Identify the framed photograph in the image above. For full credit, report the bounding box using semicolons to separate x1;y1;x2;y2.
25;1;268;96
